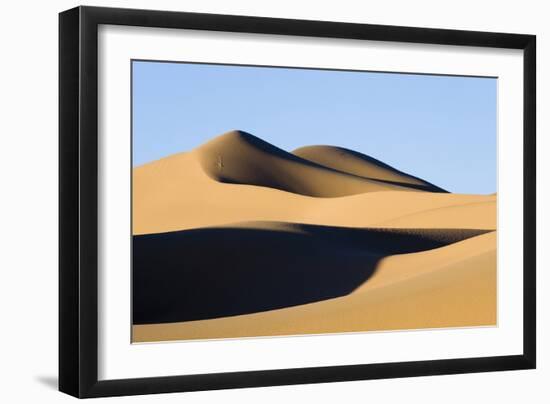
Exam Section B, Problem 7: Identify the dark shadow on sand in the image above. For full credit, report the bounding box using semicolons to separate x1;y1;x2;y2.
132;223;489;325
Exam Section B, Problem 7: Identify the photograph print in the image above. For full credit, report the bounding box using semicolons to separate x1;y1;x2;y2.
131;60;497;343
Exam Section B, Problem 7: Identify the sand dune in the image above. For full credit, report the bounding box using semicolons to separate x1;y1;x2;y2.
133;231;496;341
293;145;445;192
132;130;497;342
197;130;432;197
132;222;490;325
133;146;495;235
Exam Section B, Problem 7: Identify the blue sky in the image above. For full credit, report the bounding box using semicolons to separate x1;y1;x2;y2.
132;61;496;194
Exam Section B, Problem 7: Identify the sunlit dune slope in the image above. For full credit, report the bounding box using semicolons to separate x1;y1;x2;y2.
133;168;495;235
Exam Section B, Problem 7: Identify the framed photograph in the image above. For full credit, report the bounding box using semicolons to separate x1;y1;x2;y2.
59;6;536;398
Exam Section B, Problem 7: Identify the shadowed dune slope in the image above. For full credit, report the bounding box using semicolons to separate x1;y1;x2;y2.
132;222;490;325
133;231;496;341
195;130;428;197
293;145;446;192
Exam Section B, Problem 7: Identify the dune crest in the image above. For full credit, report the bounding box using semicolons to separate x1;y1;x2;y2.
133;131;474;235
293;145;446;192
195;130;428;197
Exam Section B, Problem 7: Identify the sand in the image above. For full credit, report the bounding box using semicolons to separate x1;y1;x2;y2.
133;232;496;341
132;222;491;324
293;145;445;192
133;131;495;235
132;130;497;342
197;130;422;197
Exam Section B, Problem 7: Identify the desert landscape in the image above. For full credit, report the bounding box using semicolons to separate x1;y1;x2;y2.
132;129;496;342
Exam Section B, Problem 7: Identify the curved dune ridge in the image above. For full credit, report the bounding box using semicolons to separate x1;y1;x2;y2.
131;129;497;341
196;130;438;197
293;145;446;192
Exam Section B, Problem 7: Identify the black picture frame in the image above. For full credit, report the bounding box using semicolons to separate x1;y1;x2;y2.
59;5;536;398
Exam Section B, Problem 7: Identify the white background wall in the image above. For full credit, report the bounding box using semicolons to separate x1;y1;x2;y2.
0;1;546;402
